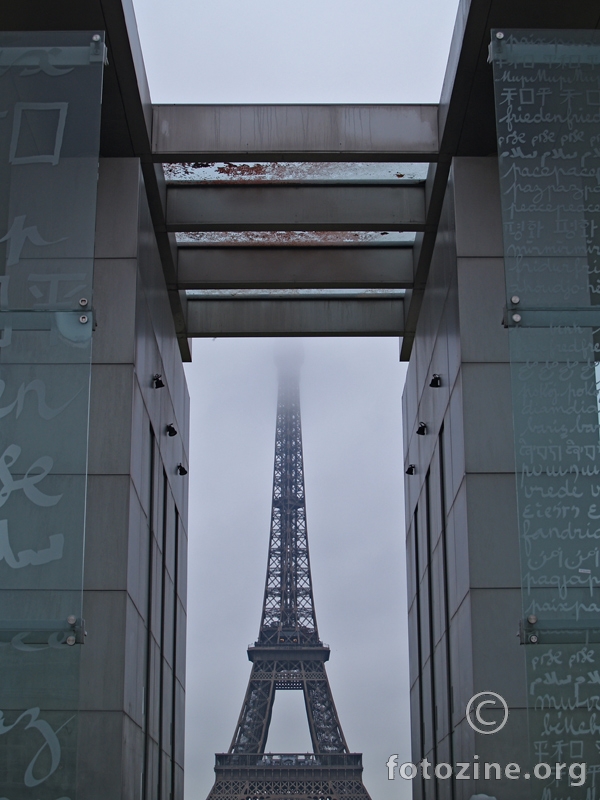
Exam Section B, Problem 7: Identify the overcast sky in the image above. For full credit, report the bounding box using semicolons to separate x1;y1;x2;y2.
184;339;408;800
130;3;460;799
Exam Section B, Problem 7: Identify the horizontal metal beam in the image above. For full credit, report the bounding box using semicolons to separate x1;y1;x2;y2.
152;104;439;162
167;185;425;232
186;298;405;336
177;246;415;289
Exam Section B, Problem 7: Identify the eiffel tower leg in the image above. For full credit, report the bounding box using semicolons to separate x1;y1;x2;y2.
303;662;348;754
229;661;275;754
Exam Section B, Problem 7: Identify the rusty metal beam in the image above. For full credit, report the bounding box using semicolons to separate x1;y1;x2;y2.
186;296;405;336
152;104;439;162
177;245;415;289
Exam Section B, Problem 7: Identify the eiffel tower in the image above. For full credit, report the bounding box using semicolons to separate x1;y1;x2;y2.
206;354;372;800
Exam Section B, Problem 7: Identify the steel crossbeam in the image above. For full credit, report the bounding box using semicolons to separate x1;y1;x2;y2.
152;104;439;162
186;297;405;337
177;245;415;289
167;184;425;233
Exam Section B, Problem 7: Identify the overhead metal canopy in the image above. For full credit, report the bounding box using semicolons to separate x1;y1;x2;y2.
152;104;439;162
164;162;424;339
8;0;599;357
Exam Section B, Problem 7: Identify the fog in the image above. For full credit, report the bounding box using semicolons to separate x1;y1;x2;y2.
184;337;410;800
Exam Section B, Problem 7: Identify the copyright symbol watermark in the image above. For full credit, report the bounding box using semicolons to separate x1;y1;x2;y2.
466;692;509;735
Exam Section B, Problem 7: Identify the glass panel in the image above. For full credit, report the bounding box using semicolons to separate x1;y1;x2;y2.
492;29;600;798
0;31;104;799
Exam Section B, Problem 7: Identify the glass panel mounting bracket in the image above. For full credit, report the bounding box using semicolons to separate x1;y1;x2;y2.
519;617;600;645
0;617;86;646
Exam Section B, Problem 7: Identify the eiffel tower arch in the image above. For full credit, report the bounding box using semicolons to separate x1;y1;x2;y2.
205;354;372;800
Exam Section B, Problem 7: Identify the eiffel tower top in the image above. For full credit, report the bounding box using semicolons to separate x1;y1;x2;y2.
255;349;322;648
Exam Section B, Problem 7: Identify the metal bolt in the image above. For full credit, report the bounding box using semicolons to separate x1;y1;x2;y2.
529;634;539;644
79;297;88;307
511;295;520;304
92;34;101;41
67;615;77;626
496;31;504;39
66;635;76;646
512;313;522;323
79;315;88;324
527;614;537;625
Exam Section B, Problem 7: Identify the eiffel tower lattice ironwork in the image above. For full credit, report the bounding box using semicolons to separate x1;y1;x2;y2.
206;358;372;800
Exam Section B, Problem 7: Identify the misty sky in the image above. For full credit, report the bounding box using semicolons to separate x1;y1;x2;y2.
130;2;461;799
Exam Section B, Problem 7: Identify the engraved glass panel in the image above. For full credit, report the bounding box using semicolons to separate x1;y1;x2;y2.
0;31;104;799
492;29;600;797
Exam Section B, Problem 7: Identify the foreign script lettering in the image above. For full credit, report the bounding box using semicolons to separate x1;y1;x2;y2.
0;707;73;787
0;34;102;800
492;32;600;784
0;445;62;508
0;379;80;420
9;102;68;166
0;520;63;569
0;216;66;267
28;273;87;307
0;630;68;652
0;47;74;77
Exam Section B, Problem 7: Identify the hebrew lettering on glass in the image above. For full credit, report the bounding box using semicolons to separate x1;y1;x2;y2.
0;520;63;569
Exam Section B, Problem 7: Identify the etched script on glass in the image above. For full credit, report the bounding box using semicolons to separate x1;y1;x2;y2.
492;30;600;799
0;32;104;800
